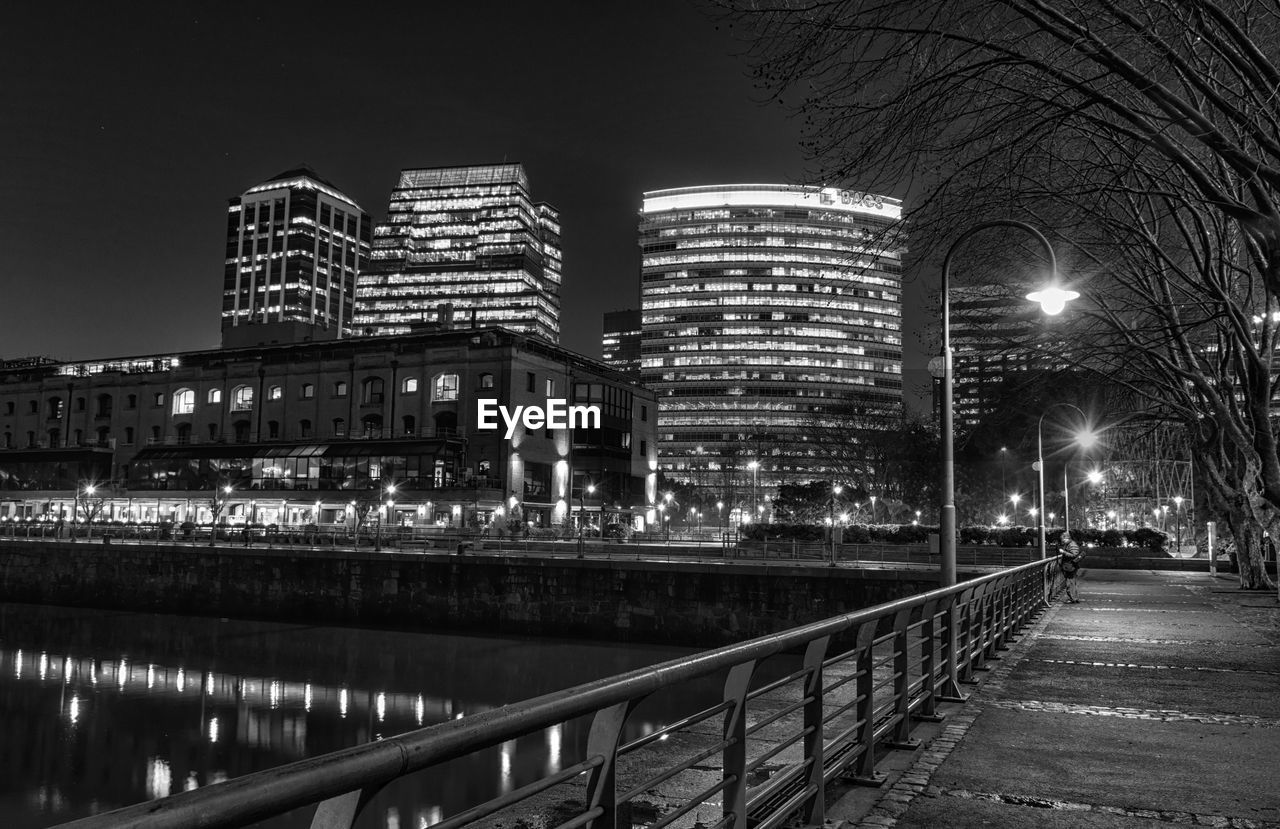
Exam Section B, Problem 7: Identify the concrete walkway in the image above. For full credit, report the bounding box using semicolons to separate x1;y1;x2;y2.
834;570;1280;828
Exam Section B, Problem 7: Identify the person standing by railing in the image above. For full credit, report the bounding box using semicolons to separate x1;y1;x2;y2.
1058;530;1083;603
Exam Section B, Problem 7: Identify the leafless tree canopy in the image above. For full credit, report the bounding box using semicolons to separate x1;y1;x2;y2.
720;0;1280;586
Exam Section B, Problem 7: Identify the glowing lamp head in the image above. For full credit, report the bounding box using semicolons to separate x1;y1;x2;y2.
1026;286;1080;316
1087;469;1104;484
1075;429;1099;449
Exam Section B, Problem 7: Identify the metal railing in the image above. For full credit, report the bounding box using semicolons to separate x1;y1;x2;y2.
58;559;1055;829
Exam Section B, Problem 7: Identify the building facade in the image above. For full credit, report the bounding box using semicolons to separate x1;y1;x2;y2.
354;165;562;343
0;329;656;532
222;167;372;347
639;184;905;505
602;309;642;378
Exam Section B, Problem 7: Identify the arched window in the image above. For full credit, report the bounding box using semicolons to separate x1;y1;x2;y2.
207;423;217;441
361;377;385;405
267;420;280;439
402;377;419;394
96;394;113;418
207;389;222;404
75;397;86;412
26;431;36;447
333;381;348;397
333;417;346;437
361;414;383;437
433;374;459;401
2;431;11;449
232;420;251;443
48;428;61;446
402;415;416;436
301;383;315;399
46;397;63;419
127;394;138;409
479;373;494;389
268;385;283;401
299;419;313;438
172;388;195;415
231;386;253;411
175;423;191;444
150;426;161;443
124;427;134;445
28;400;38;414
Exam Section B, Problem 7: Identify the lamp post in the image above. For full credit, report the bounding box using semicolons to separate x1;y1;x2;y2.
1173;495;1184;553
746;460;759;521
869;494;877;524
829;484;843;565
716;500;724;529
1036;403;1096;560
937;220;1063;698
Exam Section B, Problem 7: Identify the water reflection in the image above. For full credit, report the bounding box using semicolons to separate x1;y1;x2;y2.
0;603;738;828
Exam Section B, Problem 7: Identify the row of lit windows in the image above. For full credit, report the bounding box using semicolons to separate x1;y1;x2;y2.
645;356;896;373
162;374;467;417
643;295;901;317
645;312;906;335
660;236;896;256
653;221;894;241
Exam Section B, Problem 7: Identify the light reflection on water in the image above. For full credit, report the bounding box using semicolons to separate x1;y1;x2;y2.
0;603;742;829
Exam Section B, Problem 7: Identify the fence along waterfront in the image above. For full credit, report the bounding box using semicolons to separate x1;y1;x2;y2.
59;558;1056;829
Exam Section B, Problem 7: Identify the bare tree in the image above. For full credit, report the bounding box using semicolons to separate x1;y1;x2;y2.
723;0;1280;587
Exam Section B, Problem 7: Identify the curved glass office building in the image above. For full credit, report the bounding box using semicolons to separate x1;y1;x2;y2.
638;184;904;502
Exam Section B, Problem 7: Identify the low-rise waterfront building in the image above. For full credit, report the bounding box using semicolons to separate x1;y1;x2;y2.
0;328;656;533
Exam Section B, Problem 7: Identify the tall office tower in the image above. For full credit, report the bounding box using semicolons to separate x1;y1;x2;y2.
354;164;562;342
639;184;905;499
602;309;642;377
222;167;371;347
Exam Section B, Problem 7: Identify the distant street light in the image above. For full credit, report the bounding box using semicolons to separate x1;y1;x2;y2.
1036;403;1096;559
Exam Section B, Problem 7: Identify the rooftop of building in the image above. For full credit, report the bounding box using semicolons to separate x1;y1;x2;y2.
0;327;649;393
240;165;364;212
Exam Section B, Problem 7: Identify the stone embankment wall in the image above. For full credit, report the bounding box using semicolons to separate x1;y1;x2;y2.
0;541;942;645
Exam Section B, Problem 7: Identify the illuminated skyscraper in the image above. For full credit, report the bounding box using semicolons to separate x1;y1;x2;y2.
221;167;371;347
354;164;562;342
639;184;905;494
602;309;642;377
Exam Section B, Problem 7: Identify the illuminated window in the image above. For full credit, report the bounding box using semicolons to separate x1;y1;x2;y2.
301;383;314;399
333;381;348;398
402;377;419;394
231;386;253;411
207;389;221;405
545;378;555;397
153;393;164;407
172;389;195;415
433;374;459;401
269;385;283;401
479;373;494;389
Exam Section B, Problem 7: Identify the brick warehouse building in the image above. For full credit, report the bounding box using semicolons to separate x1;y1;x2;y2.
0;328;657;533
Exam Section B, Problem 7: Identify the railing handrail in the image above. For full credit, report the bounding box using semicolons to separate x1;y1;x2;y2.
58;557;1052;829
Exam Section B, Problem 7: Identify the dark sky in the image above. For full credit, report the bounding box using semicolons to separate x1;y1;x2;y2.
0;3;930;409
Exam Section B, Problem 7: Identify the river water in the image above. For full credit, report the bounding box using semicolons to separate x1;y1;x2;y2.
0;603;741;828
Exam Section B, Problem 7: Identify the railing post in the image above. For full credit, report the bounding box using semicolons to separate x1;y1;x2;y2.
310;784;385;829
887;608;921;749
584;701;635;829
722;661;756;829
850;623;886;786
801;636;830;824
938;593;966;702
916;599;945;720
956;586;980;686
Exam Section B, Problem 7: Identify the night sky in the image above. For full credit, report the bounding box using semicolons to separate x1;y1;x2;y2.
1;3;930;409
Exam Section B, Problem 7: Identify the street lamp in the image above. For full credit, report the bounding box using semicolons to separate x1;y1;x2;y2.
746;460;759;520
1173;495;1184;553
936;220;1063;697
869;494;877;524
1036;403;1095;560
716;500;724;528
829;484;843;565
